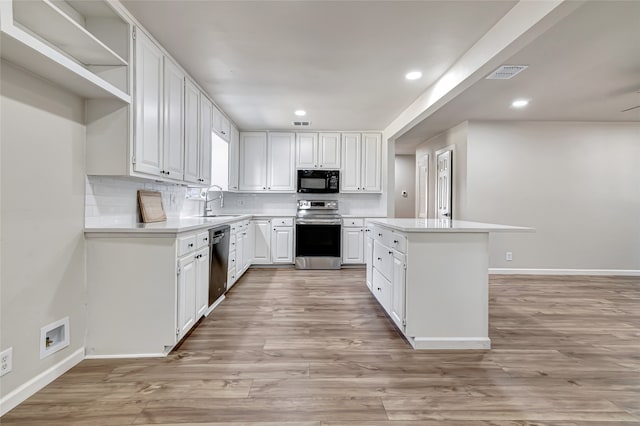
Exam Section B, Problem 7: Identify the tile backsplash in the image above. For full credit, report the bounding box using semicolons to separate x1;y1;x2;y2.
85;176;187;224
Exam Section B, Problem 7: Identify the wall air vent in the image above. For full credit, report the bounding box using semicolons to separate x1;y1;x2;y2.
486;65;528;80
292;121;311;127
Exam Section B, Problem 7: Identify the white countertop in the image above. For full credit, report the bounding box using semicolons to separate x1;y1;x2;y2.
367;218;533;233
85;215;252;235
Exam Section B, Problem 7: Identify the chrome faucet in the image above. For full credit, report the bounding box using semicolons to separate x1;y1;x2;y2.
203;185;224;216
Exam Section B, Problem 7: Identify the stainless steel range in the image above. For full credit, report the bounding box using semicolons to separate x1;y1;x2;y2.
295;200;341;270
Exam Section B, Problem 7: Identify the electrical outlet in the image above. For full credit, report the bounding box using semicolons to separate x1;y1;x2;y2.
0;347;13;377
505;251;513;261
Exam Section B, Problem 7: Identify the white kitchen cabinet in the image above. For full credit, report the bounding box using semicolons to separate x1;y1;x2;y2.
199;96;213;186
162;57;185;181
365;224;374;291
391;251;406;331
212;106;230;141
295;132;340;169
253;219;272;264
239;132;268;191
342;218;365;264
133;29;163;177
341;132;382;192
271;220;294;264
177;252;196;342
183;79;200;183
268;132;296;191
228;125;240;191
195;246;210;318
243;220;254;273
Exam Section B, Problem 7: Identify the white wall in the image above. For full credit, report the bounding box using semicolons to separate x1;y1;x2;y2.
1;61;86;400
467;121;640;271
415;122;469;219
394;155;416;218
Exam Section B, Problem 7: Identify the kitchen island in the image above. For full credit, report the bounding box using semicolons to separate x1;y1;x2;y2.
364;218;532;350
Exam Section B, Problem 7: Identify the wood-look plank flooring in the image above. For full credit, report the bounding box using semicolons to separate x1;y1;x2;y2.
3;270;639;425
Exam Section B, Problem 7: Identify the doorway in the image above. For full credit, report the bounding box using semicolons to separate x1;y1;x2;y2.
435;147;453;219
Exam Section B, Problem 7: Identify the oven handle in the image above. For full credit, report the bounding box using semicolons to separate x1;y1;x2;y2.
296;219;342;225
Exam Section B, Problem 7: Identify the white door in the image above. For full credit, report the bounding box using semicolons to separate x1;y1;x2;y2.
253;220;272;264
162;57;184;180
340;133;361;192
318;132;340;168
177;256;196;341
134;29;163;177
296;132;317;168
199;96;213;185
416;154;429;218
195;247;209;318
391;251;406;331
183;80;200;184
271;227;293;263
342;227;364;264
436;148;453;219
267;132;296;191
361;133;382;192
239;132;268;191
228;126;240;191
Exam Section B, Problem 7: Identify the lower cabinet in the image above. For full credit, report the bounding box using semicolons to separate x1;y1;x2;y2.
177;254;197;342
195;247;210;317
342;218;365;264
253;219;271;264
228;219;252;290
272;226;293;263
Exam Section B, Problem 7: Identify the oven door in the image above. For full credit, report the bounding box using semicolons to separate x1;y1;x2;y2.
295;223;341;269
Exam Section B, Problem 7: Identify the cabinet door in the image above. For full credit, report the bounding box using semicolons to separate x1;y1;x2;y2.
134;29;163;177
342;227;364;264
253;220;272;264
220;115;230;141
391;251;406;330
199;96;213;185
239;132;268;191
228;125;240;191
195;247;210;318
267;132;295;191
162;57;185;180
365;234;373;291
244;222;255;271
236;231;244;279
177;256;196;341
340;133;361;192
271;227;293;263
361;133;382;192
183;80;200;183
318;132;340;169
296;132;317;168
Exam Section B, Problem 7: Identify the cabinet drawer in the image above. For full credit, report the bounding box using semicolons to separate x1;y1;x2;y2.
196;231;210;249
177;235;197;256
228;250;237;272
373;226;406;253
372;268;392;313
229;234;237;249
373;240;394;281
272;217;293;226
343;218;364;227
230;222;239;233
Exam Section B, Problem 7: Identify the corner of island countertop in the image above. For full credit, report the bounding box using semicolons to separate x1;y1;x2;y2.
365;218;534;233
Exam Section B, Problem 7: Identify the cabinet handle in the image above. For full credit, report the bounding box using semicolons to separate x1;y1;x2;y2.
393;240;398;244
263;187;266;190
378;233;382;237
388;251;393;255
188;243;194;248
204;238;208;242
377;287;381;291
221;131;226;135
377;257;382;261
166;171;170;175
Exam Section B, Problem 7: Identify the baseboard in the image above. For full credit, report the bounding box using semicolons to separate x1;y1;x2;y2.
409;337;491;350
0;347;84;416
84;352;166;359
489;268;640;276
204;295;225;316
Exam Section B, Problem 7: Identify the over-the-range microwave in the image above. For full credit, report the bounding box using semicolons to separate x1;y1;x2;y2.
297;169;339;193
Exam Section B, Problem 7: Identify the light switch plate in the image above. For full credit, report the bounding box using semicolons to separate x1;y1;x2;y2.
0;347;12;377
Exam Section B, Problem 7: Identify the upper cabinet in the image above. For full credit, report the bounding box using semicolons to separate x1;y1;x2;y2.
199;96;213;186
239;132;295;192
228;125;240;191
341;132;382;192
212;107;231;142
0;0;131;101
296;132;340;169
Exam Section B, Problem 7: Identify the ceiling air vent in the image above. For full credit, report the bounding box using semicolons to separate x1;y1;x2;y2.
292;121;311;127
486;65;528;80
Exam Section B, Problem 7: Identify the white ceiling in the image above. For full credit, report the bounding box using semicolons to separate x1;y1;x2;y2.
395;0;640;150
121;0;517;131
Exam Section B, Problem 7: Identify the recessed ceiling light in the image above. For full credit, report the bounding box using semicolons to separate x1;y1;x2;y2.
405;71;422;80
294;110;306;116
511;99;529;108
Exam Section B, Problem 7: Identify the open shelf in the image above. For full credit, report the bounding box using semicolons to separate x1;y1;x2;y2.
13;0;127;67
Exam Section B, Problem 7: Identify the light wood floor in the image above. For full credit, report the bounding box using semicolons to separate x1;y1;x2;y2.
3;269;640;425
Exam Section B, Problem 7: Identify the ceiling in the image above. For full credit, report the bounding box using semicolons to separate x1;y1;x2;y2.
396;0;640;151
121;1;639;151
121;0;517;131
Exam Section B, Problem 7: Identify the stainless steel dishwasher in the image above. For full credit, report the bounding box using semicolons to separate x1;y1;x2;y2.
208;225;230;306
